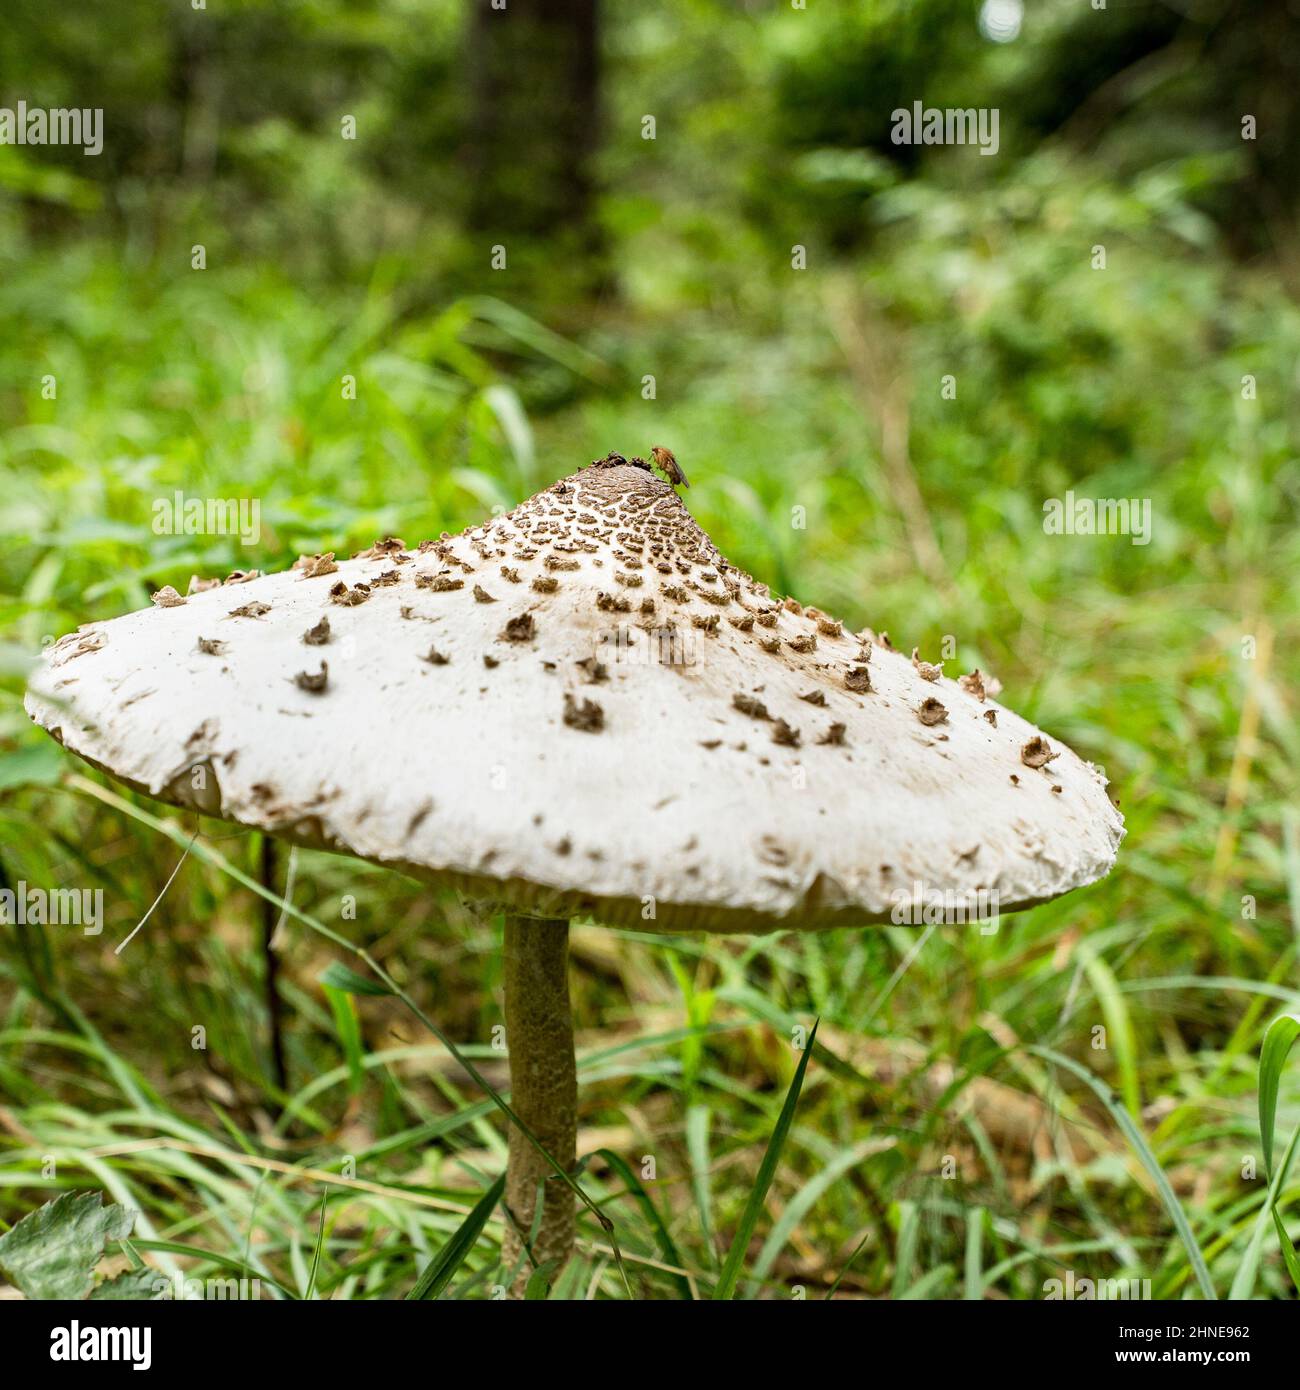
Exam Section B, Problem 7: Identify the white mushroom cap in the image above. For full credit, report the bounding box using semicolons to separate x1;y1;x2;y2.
25;457;1123;933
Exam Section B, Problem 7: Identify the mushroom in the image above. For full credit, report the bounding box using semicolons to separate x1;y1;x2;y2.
24;455;1124;1290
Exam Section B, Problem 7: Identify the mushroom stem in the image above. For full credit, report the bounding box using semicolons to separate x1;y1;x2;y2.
502;913;577;1292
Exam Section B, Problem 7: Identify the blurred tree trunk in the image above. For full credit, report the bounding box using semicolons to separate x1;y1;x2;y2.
466;0;601;253
170;15;220;184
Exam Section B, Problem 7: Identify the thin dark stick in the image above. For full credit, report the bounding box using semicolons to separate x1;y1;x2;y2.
259;835;288;1094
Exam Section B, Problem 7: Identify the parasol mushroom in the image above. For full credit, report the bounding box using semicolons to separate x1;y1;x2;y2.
24;453;1123;1289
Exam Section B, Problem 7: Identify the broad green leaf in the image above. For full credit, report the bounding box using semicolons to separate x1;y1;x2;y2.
90;1269;164;1300
0;1192;135;1300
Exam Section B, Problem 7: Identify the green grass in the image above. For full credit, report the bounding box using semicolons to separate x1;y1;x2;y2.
1;144;1299;1297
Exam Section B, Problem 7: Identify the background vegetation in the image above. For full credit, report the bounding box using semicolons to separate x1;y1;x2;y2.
1;0;1298;1299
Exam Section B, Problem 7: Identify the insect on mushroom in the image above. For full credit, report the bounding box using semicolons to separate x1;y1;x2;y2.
23;452;1123;1297
649;445;690;488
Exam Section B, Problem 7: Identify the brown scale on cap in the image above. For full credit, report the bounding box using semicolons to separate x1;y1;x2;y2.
502;613;535;643
733;693;770;721
294;662;328;693
562;694;605;733
1021;736;1060;769
416;573;462;593
353;537;406;560
911;648;944;681
918;697;949;726
771;719;801;748
699;590;734;611
961;669;987;702
295;553;338;580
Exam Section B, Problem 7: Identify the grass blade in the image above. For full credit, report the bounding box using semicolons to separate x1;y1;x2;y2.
523;1257;560;1300
1257;1013;1300;1179
321;983;366;1097
1228;1119;1300;1298
685;1103;715;1265
305;1190;328;1300
1269;1207;1300;1294
1028;1044;1216;1300
1077;941;1141;1116
592;1148;692;1299
319;961;394;997
823;1228;871;1300
712;1018;819;1300
1252;1013;1300;1294
406;1174;506;1301
964;1207;984;1301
